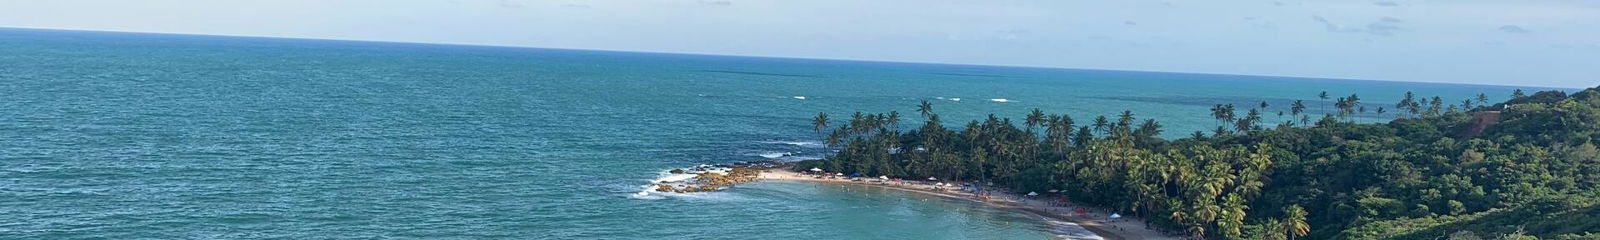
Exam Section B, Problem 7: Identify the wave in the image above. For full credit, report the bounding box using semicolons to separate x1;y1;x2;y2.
1044;219;1106;240
631;165;734;200
759;140;825;148
757;151;792;159
990;98;1012;103
792;96;807;100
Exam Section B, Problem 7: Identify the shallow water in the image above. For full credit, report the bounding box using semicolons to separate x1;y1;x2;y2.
0;28;1561;239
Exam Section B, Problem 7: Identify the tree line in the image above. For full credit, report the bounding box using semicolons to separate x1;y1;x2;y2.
797;86;1600;239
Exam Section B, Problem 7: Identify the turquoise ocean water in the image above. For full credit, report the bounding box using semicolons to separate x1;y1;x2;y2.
0;28;1563;239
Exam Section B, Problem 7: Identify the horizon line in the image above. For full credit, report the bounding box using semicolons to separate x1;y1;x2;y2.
0;26;1586;90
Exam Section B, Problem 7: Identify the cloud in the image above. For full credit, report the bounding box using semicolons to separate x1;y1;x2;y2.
1313;16;1406;36
1123;20;1137;26
1365;21;1402;36
1498;25;1531;34
1374;1;1400;7
1312;16;1361;33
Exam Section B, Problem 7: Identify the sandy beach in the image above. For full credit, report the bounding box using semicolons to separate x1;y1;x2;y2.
757;169;1176;240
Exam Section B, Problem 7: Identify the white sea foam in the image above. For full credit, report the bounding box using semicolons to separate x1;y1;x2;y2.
631;164;744;199
949;98;961;102
758;152;790;159
759;140;825;147
1044;219;1106;240
793;96;807;100
990;98;1011;103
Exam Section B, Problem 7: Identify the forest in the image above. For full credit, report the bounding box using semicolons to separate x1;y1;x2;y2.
796;86;1600;239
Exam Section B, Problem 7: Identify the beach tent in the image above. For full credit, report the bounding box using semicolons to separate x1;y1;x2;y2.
850;173;863;177
809;168;822;172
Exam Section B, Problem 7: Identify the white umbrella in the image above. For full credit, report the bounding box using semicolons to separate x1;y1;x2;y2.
1027;192;1039;196
879;176;889;180
809;168;822;172
1109;213;1122;219
1049;189;1060;193
928;177;938;181
835;173;844;176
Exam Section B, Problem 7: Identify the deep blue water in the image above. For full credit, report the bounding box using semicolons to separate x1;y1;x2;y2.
0;28;1562;239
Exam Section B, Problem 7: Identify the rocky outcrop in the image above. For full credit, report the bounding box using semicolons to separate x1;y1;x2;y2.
653;167;763;193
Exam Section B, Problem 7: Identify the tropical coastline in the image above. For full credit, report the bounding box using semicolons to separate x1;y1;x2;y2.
753;168;1176;240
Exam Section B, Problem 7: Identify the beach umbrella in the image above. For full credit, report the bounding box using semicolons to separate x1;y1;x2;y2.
928;177;938;181
835;173;844;176
879;176;889;180
1027;192;1039;196
809;168;822;172
1048;189;1059;193
1109;213;1122;219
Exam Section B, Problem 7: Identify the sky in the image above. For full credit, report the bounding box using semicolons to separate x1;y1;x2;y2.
1;0;1596;88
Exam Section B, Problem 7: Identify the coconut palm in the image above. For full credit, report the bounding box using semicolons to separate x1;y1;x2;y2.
917;100;934;118
1396;92;1415;119
886;111;901;131
812;112;829;137
1092;116;1111;135
1025;108;1045;130
1318;91;1329;113
1285;204;1310;240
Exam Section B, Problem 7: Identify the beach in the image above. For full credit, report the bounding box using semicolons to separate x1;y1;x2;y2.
756;169;1176;240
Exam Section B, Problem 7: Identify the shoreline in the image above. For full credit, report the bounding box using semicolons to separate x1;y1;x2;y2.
755;169;1174;240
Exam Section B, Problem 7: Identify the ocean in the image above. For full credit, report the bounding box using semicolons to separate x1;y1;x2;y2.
0;28;1555;239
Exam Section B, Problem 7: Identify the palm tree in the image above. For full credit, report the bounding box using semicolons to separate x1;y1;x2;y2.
1318;91;1329;113
1116;110;1136;132
1262;218;1289;240
917;100;934;118
1285;204;1310;240
1092;116;1111;135
1396;92;1415;119
1476;93;1489;106
1025;108;1045;130
1425;96;1443;117
1357;105;1367;121
812;112;830;137
1211;104;1228;128
1291;100;1306;123
849;112;866;135
1512;89;1526;99
886;111;902;131
1136;119;1162;138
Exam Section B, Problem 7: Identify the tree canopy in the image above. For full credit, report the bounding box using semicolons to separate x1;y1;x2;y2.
797;86;1600;239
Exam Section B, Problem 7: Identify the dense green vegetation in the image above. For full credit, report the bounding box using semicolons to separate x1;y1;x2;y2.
797;86;1600;239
